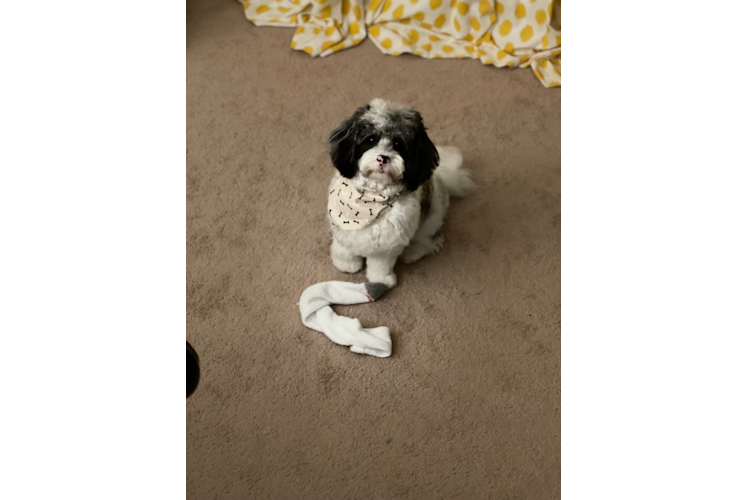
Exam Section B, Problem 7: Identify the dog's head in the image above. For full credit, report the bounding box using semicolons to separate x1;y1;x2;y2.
329;99;439;192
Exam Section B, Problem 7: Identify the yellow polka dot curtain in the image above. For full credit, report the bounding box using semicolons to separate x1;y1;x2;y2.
239;0;560;88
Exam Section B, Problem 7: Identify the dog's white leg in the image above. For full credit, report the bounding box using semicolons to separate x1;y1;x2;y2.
400;182;447;264
366;250;400;288
331;239;363;273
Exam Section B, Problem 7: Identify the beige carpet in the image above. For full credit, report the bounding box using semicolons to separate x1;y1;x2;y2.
187;1;560;498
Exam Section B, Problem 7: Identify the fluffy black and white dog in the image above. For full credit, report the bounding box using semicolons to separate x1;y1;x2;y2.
326;98;474;288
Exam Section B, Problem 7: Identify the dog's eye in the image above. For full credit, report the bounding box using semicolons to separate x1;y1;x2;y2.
366;136;376;144
393;138;402;148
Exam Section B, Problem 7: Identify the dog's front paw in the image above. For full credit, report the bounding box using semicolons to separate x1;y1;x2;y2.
368;272;397;289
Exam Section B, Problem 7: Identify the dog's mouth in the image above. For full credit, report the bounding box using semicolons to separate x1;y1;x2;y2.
365;164;398;182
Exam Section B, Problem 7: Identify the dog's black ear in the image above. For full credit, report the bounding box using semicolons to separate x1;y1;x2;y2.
402;112;439;192
329;107;367;179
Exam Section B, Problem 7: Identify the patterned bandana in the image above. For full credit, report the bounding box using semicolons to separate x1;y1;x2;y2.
328;176;398;231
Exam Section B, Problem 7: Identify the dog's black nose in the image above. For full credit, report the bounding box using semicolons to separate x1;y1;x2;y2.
377;155;390;164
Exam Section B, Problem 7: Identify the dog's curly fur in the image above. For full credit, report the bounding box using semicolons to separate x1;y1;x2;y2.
327;99;475;288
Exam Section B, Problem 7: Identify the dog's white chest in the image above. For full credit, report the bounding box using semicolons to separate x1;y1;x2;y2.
327;177;421;256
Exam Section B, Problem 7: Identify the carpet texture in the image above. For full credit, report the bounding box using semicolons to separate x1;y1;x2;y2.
187;1;560;498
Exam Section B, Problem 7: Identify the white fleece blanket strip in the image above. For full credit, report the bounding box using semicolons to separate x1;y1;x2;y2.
299;281;391;358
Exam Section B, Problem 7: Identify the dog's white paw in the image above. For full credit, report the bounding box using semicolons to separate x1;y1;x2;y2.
332;256;363;273
400;234;444;264
432;233;444;252
368;272;397;289
400;245;425;264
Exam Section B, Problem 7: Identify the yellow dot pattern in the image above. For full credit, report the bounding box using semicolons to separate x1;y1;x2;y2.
499;19;512;36
239;0;561;88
